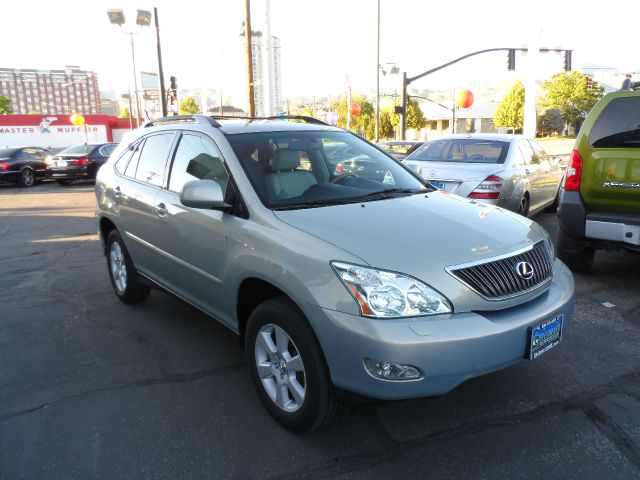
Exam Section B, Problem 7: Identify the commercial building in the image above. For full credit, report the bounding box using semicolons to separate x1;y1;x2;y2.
239;29;283;116
0;66;101;115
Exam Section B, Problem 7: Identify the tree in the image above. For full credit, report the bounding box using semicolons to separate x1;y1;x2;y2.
118;107;130;119
538;108;564;137
540;71;604;134
494;80;525;130
331;95;375;140
179;97;200;115
379;112;394;139
0;96;12;114
388;99;427;134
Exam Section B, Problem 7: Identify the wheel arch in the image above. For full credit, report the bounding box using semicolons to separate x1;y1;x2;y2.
99;216;118;253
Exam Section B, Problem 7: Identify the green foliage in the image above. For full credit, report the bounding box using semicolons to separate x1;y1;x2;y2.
331;95;375;140
405;99;426;131
117;107;130;119
0;95;12;114
494;80;525;129
538;108;565;136
179;97;200;115
540;72;604;130
379;112;394;139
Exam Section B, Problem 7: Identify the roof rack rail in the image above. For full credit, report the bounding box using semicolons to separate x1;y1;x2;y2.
264;115;329;126
143;114;221;128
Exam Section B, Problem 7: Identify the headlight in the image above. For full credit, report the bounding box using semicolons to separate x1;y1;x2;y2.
331;262;452;318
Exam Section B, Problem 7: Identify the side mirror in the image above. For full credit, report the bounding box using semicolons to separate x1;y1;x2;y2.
180;180;229;210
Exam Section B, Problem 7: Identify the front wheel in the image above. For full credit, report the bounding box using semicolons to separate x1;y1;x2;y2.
19;168;35;187
246;298;340;433
106;230;150;303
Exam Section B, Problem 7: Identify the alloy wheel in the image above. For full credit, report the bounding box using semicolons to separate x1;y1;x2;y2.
109;241;128;293
254;323;306;412
21;169;34;187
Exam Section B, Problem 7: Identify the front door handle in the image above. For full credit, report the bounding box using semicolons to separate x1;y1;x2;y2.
154;203;168;217
113;186;122;198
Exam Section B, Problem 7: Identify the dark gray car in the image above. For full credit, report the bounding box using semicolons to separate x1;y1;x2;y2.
95;115;574;432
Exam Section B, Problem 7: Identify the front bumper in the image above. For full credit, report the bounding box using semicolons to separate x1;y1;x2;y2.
306;259;574;400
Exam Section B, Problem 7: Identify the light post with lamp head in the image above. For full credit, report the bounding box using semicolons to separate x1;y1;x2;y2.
107;8;151;128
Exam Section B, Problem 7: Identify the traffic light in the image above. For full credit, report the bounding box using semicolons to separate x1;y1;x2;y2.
168;76;178;106
507;49;516;71
586;75;593;91
170;76;177;90
564;50;572;71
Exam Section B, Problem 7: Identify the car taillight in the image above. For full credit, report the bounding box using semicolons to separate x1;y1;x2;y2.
0;161;9;171
71;157;89;166
468;174;503;199
335;164;343;173
564;149;583;191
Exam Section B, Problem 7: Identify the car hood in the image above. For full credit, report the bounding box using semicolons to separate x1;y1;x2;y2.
403;161;503;182
273;191;549;310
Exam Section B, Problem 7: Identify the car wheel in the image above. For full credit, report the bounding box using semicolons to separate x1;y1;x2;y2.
557;229;595;272
19;168;35;187
106;230;150;304
57;179;74;186
246;297;340;433
518;193;530;217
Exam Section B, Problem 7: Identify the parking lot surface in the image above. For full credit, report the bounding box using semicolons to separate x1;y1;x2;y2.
1;182;639;479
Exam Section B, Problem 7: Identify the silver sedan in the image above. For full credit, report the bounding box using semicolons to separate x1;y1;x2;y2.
403;134;565;216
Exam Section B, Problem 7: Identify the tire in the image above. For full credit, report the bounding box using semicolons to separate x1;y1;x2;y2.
57;179;74;186
518;193;530;217
246;297;340;433
557;229;595;272
19;168;35;187
106;230;150;304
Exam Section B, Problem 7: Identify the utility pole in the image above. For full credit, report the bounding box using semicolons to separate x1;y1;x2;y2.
244;0;255;117
374;0;380;142
154;7;167;117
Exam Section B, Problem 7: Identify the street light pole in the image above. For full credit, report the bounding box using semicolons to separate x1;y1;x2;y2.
128;33;142;128
244;0;255;117
154;7;167;117
375;0;380;142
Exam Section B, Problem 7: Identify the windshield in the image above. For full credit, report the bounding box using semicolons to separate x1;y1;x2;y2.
0;148;20;158
59;144;95;155
406;138;510;164
227;131;428;209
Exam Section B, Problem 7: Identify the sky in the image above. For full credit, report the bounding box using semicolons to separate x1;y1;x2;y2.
2;0;638;105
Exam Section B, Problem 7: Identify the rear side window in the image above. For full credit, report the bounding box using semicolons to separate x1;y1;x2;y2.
589;96;640;148
134;133;174;186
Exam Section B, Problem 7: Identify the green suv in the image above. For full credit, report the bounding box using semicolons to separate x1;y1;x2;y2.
557;91;640;271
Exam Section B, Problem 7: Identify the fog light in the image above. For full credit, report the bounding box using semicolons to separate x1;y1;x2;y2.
363;357;422;381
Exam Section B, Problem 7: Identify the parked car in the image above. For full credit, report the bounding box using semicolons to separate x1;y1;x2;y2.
557;90;640;271
377;140;425;161
96;115;574;432
47;143;118;185
0;146;50;187
403;134;565;217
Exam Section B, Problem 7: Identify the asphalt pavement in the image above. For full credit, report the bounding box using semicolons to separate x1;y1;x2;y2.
1;182;639;480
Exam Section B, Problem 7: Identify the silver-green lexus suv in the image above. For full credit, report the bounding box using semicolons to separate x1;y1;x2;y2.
96;115;574;432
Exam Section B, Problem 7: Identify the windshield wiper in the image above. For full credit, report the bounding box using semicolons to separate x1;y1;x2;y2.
355;187;432;202
272;198;357;210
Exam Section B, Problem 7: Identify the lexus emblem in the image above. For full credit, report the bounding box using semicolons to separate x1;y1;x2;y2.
515;261;534;280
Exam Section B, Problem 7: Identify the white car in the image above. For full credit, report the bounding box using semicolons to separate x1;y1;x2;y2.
403;134;564;216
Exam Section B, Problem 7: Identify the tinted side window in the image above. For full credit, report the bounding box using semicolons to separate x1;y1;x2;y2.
589;97;640;148
169;134;228;194
99;144;117;157
135;133;173;187
124;140;145;177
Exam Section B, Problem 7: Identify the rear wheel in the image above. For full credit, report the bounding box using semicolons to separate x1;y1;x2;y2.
246;297;340;433
19;168;35;187
557;229;595;272
106;230;150;303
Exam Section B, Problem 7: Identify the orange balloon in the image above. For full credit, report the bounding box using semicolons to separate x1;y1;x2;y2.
455;90;474;109
349;103;361;116
69;113;85;126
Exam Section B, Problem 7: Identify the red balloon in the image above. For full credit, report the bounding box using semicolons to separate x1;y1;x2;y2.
455;90;474;109
349;103;361;116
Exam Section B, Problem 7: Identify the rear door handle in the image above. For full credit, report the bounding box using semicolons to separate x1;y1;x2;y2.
154;203;168;217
